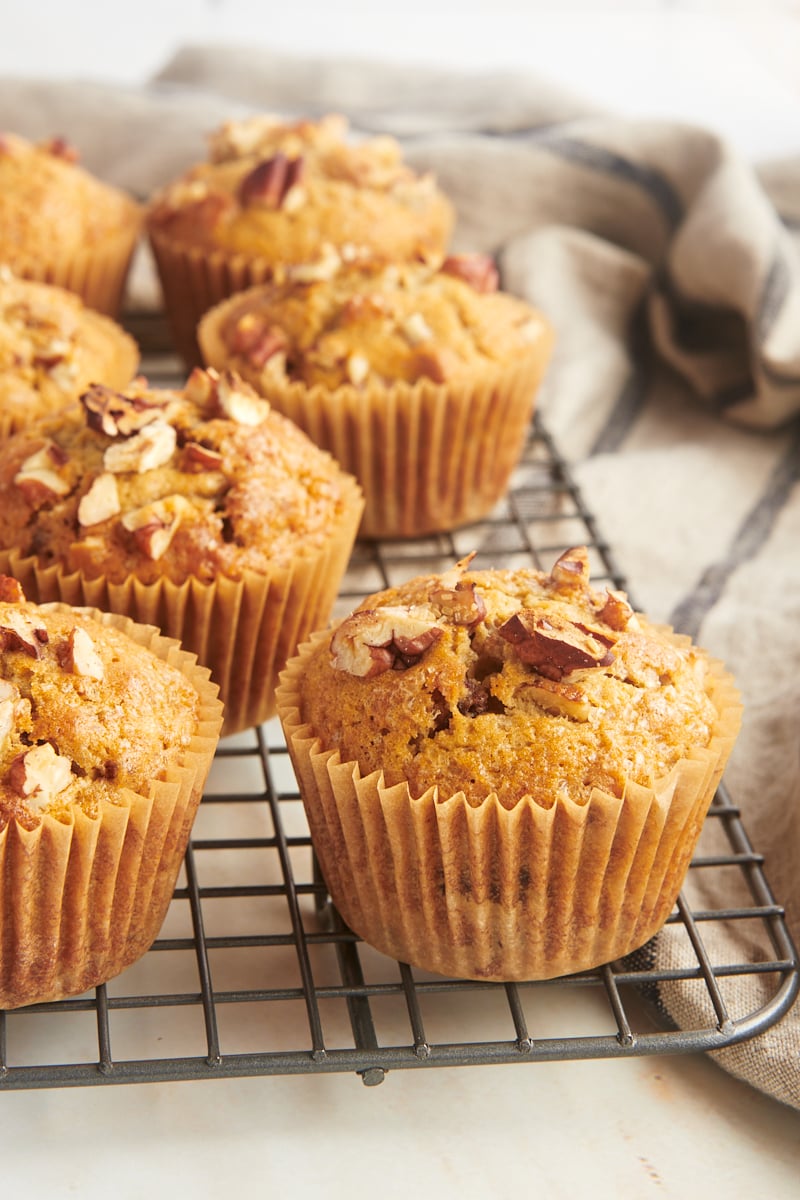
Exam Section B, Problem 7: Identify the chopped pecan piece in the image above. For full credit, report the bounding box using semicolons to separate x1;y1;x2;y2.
228;313;289;369
550;547;591;589
8;742;73;807
40;135;79;163
121;495;192;561
237;152;304;209
522;677;590;721
103;420;176;474
288;243;342;283
345;353;370;386
0;576;24;603
77;473;120;527
182;442;224;472
62;626;105;680
14;441;71;503
431;580;486;627
331;605;443;677
214;373;271;425
497;610;614;680
81;385;167;438
597;588;636;632
184;367;219;410
0;609;48;657
402;311;434;346
440;253;499;294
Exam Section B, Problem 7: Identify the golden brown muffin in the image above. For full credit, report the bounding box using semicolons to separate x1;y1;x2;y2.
146;112;455;364
0;576;222;1008
0;268;139;436
276;547;742;981
0;132;142;316
0;368;363;734
199;254;553;538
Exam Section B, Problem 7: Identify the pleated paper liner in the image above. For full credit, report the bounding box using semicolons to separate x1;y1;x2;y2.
277;630;742;982
148;230;282;367
0;607;223;1009
0;476;362;737
12;216;143;318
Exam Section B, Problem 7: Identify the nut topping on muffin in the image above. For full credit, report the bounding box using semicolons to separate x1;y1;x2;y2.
14;441;71;502
63;625;105;679
81;383;168;438
331;606;444;677
440;253;499;294
237;153;305;209
8;742;73;808
497;610;615;680
0;608;48;657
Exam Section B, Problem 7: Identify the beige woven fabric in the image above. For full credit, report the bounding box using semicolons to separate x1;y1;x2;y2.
1;46;799;1108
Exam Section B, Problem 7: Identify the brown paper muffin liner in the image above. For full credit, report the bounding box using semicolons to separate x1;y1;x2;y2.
0;607;223;1009
276;630;742;982
0;473;362;736
16;219;143;318
148;230;281;367
262;352;552;539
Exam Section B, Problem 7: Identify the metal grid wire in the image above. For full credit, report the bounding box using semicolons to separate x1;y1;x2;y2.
0;327;796;1091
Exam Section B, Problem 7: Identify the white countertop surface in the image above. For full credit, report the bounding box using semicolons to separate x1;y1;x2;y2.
2;5;800;1195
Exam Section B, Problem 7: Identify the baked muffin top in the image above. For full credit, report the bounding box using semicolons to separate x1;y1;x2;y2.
0;132;141;271
198;254;552;391
146;113;454;267
0;577;199;831
294;547;725;808
0;368;362;586
0;268;139;432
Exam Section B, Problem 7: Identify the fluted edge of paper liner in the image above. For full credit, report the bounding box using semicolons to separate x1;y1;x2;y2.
0;472;362;736
275;629;742;982
148;231;282;367
0;606;223;1009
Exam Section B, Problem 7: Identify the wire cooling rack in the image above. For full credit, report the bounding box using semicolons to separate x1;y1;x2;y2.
0;319;796;1091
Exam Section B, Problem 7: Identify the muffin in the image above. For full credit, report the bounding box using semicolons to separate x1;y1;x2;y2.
0;132;142;317
0;576;222;1008
276;547;742;981
198;254;553;538
146;112;455;365
0;268;139;437
0;368;364;735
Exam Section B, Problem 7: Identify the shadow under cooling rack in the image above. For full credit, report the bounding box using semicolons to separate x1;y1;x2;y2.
0;350;796;1090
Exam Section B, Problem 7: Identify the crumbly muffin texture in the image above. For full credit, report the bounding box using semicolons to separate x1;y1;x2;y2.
147;113;454;266
297;547;721;808
199;254;548;391
0;268;139;430
0;132;141;274
0;577;198;831
0;367;358;585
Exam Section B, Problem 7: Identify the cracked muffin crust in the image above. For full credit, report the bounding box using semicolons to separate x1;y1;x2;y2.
0;269;139;436
277;547;742;981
